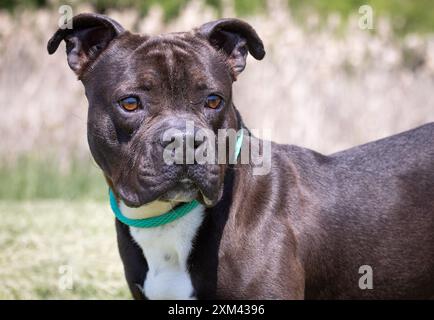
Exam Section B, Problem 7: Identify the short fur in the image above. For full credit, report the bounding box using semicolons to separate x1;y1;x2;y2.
48;13;434;299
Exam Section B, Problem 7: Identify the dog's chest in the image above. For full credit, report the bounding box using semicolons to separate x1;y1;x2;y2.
126;205;205;299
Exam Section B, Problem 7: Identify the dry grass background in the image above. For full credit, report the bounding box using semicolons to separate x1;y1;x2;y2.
0;0;434;299
1;0;434;164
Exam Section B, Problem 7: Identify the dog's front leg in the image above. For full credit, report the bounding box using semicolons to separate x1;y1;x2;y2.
115;219;148;300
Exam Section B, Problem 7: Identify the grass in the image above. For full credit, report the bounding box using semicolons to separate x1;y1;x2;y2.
0;157;107;201
0;200;131;299
289;0;434;35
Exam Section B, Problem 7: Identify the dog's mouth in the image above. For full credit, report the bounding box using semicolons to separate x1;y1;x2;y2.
157;179;218;207
118;177;219;209
158;179;198;203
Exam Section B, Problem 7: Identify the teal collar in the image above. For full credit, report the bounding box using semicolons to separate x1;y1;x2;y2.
110;189;200;228
109;128;244;228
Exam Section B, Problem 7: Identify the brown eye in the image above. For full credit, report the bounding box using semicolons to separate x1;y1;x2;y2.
205;95;222;109
119;97;140;111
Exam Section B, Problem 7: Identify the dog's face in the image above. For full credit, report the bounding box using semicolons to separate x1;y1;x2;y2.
48;14;264;207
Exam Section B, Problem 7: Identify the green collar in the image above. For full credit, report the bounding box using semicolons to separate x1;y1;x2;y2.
109;128;244;228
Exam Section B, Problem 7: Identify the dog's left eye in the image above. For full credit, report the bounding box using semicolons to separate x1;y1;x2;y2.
119;97;140;112
205;95;222;109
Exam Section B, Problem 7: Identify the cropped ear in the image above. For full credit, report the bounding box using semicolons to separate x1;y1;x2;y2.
197;18;265;80
47;13;124;75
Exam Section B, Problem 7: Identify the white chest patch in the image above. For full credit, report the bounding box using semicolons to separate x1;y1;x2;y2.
121;202;205;300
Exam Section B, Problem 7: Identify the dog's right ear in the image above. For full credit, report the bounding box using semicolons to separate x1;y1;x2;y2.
47;13;124;76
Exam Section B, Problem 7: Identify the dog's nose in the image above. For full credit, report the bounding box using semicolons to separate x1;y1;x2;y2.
160;132;198;148
160;131;204;149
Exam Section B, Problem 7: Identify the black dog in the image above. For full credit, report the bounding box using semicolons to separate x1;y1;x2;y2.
48;13;434;299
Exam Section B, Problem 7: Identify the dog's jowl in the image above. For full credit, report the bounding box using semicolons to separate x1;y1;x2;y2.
48;13;434;299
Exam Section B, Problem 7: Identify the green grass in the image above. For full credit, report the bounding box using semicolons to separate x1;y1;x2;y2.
0;158;130;299
0;157;107;201
289;0;434;35
0;200;130;299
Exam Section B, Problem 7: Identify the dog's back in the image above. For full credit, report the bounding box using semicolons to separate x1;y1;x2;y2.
294;123;434;299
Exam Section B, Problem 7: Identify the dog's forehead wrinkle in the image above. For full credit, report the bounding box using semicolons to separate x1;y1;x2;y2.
150;55;212;98
118;34;229;94
132;33;196;55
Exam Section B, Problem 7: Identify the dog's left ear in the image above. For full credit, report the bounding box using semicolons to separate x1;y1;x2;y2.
197;18;265;80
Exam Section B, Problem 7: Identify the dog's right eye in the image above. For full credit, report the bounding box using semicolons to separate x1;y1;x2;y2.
119;97;140;112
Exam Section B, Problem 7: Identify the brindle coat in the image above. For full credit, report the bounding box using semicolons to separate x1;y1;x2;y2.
48;13;434;299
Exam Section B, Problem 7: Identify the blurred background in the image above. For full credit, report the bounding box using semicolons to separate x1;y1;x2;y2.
0;0;433;299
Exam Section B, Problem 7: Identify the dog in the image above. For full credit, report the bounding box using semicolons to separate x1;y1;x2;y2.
48;13;434;299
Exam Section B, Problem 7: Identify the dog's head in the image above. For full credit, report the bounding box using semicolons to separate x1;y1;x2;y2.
48;13;264;207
